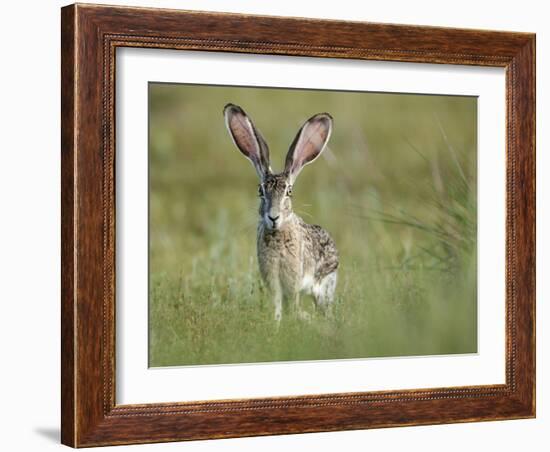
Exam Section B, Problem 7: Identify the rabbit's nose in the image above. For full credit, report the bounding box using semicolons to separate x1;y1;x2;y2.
268;215;280;223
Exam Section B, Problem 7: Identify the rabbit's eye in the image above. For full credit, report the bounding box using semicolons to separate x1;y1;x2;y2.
286;186;293;197
258;185;264;197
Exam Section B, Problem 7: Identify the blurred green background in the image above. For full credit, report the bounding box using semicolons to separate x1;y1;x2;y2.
148;83;477;367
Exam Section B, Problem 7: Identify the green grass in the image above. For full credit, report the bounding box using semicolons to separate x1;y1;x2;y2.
148;83;477;367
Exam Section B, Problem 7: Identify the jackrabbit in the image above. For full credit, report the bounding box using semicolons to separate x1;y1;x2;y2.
224;103;339;322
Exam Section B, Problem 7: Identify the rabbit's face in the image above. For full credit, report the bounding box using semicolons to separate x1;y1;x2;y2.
259;174;293;230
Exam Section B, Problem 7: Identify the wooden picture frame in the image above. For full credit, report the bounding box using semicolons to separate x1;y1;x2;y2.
61;3;535;447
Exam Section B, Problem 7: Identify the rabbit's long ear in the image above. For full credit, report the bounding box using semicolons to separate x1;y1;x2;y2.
224;103;271;180
284;113;332;183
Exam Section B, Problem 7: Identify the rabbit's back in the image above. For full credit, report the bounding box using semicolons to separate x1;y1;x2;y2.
301;222;339;282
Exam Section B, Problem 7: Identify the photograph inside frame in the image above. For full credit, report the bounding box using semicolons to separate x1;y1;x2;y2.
148;82;478;367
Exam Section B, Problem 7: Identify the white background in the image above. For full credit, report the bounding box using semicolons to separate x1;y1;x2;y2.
117;49;506;404
0;0;546;451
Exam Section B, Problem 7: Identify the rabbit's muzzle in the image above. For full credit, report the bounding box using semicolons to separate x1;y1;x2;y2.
267;214;280;229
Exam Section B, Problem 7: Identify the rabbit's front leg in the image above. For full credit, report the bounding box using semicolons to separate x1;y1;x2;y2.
293;292;311;321
273;290;283;323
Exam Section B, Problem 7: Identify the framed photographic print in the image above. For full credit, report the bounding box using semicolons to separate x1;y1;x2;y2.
61;3;535;447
